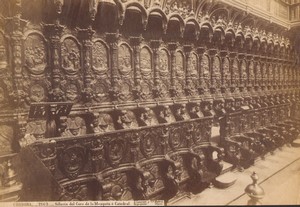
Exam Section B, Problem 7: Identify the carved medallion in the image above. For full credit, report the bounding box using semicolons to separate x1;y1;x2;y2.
61;38;80;75
59;145;86;179
169;126;182;150
103;172;132;200
29;84;45;102
24;34;47;75
65;83;79;102
140;130;157;158
106;138;125;166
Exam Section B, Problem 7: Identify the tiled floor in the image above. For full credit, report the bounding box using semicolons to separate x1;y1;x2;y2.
170;143;300;206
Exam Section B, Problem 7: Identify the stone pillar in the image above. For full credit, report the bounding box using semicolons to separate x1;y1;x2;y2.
78;27;95;102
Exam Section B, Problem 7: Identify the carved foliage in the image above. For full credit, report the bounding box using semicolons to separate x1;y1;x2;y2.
91;40;110;103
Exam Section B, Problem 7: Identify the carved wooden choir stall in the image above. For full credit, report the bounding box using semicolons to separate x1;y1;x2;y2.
0;0;299;203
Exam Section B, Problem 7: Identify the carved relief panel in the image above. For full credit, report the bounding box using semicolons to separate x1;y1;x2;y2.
140;46;153;100
201;55;210;89
174;50;185;96
189;52;199;92
117;43;134;101
61;37;83;103
23;33;51;106
91;40;111;103
212;56;221;88
158;48;170;98
232;58;239;87
240;59;247;86
223;57;230;87
248;61;254;86
0;32;12;109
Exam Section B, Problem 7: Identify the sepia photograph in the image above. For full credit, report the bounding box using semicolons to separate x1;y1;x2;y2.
0;0;300;206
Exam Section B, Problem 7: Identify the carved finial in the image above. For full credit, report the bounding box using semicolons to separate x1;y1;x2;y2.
245;172;265;205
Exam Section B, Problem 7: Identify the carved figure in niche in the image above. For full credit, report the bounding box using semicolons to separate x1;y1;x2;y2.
0;46;7;72
0;125;14;153
24;34;46;75
118;44;132;77
62;117;86;137
159;50;169;78
29;84;45;102
91;113;114;133
65;84;79;101
61;39;80;74
92;42;108;76
140;48;152;78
